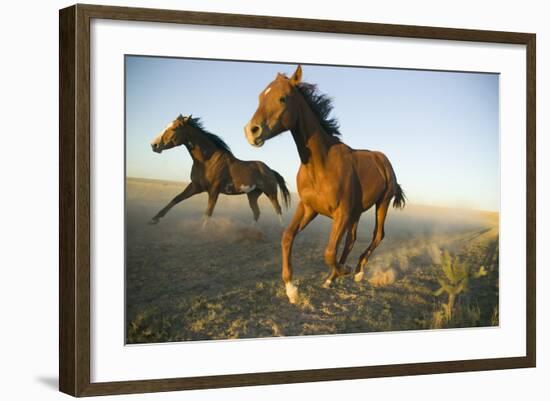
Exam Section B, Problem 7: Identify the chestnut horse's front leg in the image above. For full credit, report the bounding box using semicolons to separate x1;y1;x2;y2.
338;219;359;266
322;212;353;288
281;202;317;303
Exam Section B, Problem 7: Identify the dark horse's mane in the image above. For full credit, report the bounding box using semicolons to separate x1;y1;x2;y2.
188;117;233;154
296;82;342;140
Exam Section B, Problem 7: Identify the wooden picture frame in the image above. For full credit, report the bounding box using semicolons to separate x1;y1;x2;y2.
59;3;536;397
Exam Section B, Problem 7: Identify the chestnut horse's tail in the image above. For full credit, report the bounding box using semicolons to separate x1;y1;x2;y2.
377;151;406;210
393;183;406;209
271;170;291;209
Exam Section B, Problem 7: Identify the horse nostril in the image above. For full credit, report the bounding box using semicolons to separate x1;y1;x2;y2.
250;125;260;135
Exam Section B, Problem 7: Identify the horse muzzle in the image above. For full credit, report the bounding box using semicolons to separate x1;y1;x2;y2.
244;121;267;147
151;143;163;153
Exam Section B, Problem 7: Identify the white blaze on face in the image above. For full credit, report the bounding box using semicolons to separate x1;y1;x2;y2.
263;87;272;96
151;120;174;147
240;184;256;193
151;131;164;147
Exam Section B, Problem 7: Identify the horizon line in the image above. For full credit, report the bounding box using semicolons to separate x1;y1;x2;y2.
125;176;500;214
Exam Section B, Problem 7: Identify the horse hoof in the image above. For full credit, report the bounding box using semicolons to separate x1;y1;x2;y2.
354;271;364;282
322;279;332;289
148;218;159;225
285;282;299;304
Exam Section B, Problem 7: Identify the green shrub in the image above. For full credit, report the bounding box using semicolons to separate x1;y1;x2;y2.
433;250;487;321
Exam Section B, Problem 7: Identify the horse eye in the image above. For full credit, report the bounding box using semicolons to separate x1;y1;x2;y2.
279;97;286;104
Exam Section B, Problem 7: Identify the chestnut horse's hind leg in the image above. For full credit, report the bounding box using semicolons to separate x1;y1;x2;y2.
281;202;318;303
322;213;353;288
247;189;262;222
354;197;391;282
149;182;200;225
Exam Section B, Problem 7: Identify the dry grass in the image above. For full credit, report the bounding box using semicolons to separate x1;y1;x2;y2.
125;178;499;344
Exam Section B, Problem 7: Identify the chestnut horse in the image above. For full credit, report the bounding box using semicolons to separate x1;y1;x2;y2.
149;115;290;226
244;66;405;303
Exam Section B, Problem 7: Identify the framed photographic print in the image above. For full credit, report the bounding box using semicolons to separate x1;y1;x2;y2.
59;4;536;397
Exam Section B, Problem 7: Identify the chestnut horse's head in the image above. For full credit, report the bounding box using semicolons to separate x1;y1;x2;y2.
150;114;193;153
244;65;303;147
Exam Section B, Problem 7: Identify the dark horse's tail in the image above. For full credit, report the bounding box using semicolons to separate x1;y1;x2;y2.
393;184;406;209
271;170;291;209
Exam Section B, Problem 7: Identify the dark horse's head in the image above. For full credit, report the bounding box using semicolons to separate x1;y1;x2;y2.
244;65;305;147
150;114;193;153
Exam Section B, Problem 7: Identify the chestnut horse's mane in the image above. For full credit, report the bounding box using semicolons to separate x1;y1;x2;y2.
188;117;233;154
296;82;342;140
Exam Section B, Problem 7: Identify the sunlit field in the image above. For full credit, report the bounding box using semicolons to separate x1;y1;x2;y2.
126;177;499;344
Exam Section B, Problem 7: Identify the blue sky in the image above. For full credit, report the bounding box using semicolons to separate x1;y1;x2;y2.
126;56;499;211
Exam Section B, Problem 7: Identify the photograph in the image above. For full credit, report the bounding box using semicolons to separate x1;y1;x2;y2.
125;57;500;344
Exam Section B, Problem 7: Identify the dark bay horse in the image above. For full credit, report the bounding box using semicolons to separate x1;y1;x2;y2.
149;115;290;227
244;65;405;303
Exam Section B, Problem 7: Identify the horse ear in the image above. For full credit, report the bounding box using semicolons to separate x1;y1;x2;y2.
290;65;302;85
186;114;192;122
177;114;184;121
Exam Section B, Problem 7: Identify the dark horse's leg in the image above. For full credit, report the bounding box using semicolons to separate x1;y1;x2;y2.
149;182;200;225
202;189;220;229
354;197;391;282
267;193;284;226
247;189;262;222
322;213;353;288
338;218;359;265
281;202;318;303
